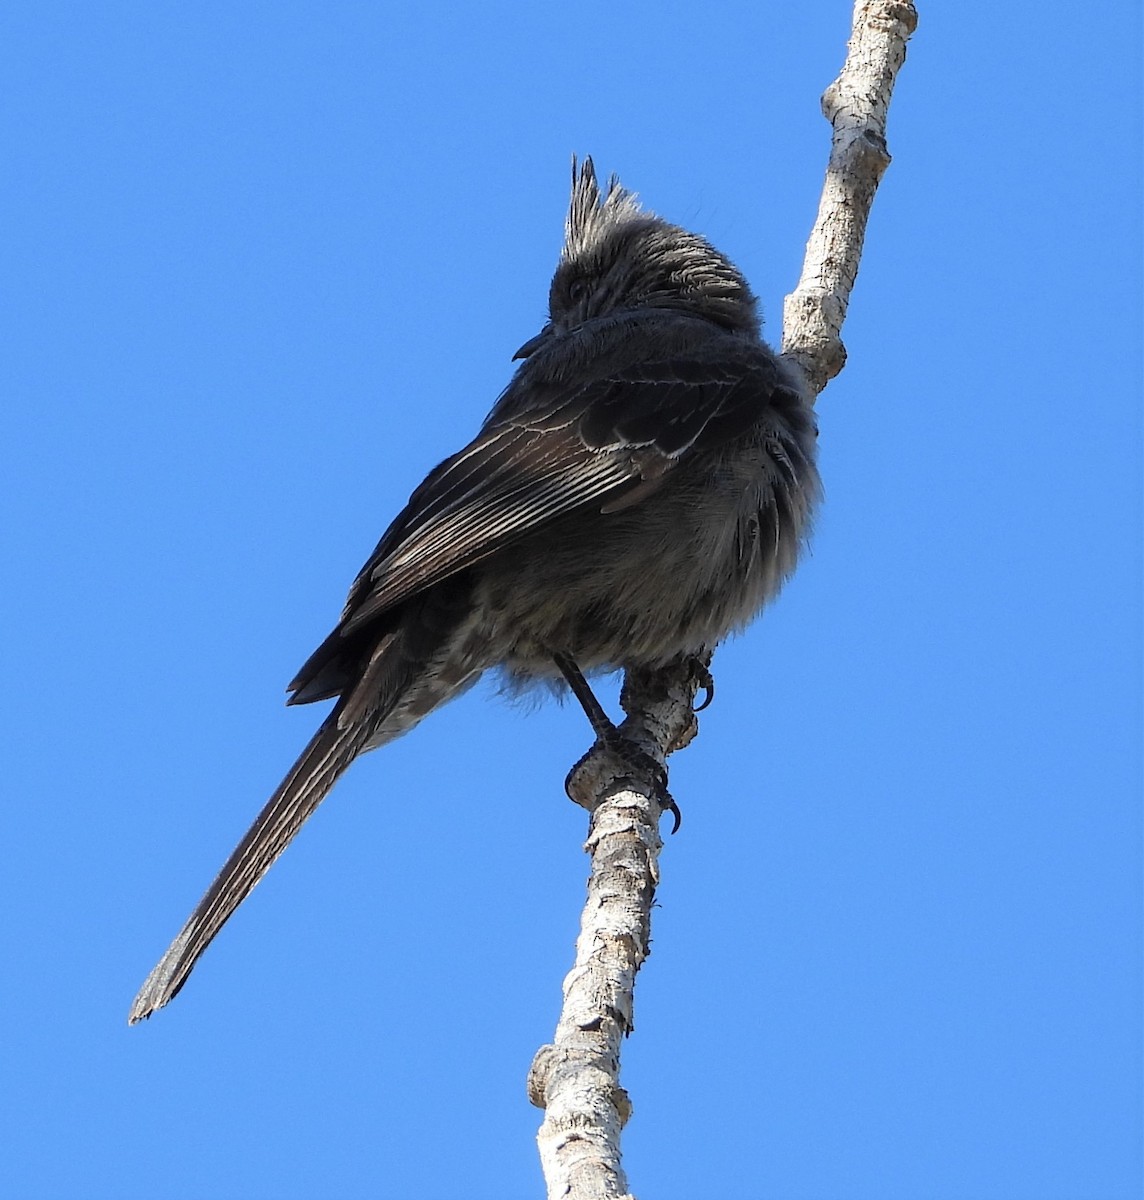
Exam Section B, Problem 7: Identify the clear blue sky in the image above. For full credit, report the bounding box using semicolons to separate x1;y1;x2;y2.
3;4;1140;1198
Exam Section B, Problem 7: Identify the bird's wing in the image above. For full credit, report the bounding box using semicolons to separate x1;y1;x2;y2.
288;333;792;699
337;422;640;634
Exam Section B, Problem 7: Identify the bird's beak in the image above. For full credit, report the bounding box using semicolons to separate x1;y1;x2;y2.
513;324;555;361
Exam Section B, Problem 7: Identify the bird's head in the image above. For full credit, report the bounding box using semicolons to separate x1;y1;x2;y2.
545;156;760;342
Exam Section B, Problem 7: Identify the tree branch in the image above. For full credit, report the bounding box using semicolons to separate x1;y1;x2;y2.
782;0;919;398
531;4;917;1195
528;663;700;1200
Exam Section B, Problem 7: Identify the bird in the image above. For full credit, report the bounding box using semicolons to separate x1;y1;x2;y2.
128;157;821;1024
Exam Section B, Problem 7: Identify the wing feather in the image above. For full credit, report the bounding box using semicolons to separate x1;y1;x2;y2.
288;318;793;701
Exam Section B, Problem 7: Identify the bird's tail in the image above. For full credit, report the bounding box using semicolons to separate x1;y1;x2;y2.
129;578;482;1024
128;705;370;1023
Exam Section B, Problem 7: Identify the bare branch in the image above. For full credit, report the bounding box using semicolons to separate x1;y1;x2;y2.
782;0;919;397
533;5;917;1194
529;662;701;1200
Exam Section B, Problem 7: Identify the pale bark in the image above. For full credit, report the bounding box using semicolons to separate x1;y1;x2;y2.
782;0;919;398
531;4;917;1196
528;663;701;1200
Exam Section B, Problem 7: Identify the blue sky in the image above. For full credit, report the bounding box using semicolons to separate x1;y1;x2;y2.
2;4;1140;1198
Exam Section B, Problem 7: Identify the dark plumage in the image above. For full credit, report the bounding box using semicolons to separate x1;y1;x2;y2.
129;158;820;1023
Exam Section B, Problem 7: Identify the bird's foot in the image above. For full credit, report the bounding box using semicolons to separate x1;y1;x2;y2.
564;728;681;834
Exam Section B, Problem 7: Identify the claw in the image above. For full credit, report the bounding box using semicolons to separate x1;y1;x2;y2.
689;658;715;712
661;789;682;834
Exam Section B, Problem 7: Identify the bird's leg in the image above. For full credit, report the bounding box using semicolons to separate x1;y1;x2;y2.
553;652;681;833
551;651;616;739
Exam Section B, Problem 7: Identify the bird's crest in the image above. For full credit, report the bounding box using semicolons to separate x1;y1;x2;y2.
564;156;644;261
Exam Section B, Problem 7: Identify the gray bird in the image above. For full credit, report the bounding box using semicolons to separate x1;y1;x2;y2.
129;158;820;1024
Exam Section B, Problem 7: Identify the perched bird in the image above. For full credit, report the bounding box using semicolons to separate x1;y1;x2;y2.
129;157;820;1023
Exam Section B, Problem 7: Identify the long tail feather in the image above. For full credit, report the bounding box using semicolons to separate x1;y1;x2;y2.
128;708;368;1023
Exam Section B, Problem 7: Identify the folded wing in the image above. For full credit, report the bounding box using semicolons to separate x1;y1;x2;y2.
289;323;789;703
